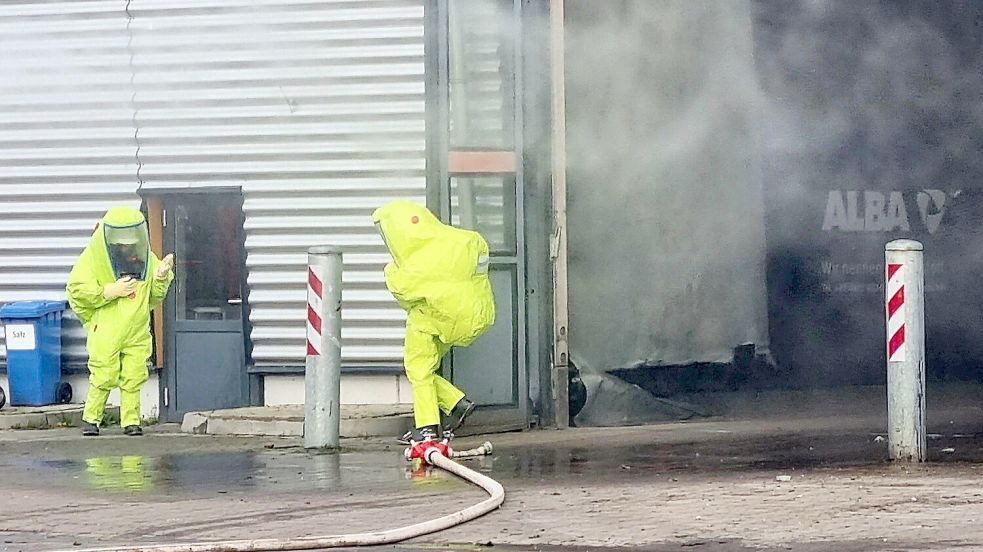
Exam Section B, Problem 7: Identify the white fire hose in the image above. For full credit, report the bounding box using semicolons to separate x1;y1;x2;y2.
56;442;501;552
450;440;494;458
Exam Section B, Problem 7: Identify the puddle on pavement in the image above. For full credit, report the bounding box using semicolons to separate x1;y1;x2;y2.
10;450;448;495
470;432;983;481
7;430;983;495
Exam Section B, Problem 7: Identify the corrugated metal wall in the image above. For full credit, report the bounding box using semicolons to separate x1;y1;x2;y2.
0;0;425;370
0;0;144;366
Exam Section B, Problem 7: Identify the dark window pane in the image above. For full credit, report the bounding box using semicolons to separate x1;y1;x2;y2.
450;175;516;255
174;199;243;321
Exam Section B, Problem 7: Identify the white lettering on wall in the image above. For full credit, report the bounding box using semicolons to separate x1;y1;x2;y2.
822;189;953;233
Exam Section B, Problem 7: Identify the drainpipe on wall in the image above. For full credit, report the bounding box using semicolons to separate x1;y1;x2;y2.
550;0;570;429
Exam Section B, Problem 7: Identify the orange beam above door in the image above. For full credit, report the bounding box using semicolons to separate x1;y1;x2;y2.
448;151;516;174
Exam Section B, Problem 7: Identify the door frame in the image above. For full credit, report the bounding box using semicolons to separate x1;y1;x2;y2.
425;0;534;430
142;187;252;423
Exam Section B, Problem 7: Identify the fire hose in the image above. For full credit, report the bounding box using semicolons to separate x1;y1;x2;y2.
55;442;501;552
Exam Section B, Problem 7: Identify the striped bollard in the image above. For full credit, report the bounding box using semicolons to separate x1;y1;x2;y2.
305;245;343;449
885;239;926;462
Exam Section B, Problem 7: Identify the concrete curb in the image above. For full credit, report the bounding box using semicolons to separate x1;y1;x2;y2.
182;405;414;438
0;405;120;431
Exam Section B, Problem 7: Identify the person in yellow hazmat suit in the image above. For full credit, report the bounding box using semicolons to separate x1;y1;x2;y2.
372;200;495;444
66;206;174;437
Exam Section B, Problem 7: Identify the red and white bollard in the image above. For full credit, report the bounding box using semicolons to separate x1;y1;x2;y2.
305;245;343;449
885;239;926;462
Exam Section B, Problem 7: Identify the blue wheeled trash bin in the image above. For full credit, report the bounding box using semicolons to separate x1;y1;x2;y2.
0;300;72;408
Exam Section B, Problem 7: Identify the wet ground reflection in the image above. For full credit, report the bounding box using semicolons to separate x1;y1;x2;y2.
15;449;430;496
467;431;983;481
7;430;983;497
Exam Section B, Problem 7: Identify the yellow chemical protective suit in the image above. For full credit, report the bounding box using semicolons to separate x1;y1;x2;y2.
372;201;495;429
66;207;173;429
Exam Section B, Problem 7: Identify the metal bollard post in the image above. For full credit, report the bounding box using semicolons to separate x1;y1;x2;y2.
305;245;343;449
885;239;926;462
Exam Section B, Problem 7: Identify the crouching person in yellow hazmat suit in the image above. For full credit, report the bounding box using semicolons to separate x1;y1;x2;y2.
66;206;174;437
372;201;495;444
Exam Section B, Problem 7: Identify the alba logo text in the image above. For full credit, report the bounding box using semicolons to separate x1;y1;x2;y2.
822;190;953;234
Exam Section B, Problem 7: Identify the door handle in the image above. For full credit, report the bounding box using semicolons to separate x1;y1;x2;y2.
228;298;243;305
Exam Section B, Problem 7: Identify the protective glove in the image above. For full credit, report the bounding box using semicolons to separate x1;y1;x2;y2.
103;276;138;300
155;253;174;280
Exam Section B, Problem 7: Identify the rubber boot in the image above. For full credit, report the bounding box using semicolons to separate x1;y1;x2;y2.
397;424;441;445
417;424;439;441
443;397;476;434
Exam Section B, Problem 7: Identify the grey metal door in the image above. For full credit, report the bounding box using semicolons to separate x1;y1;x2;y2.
162;191;248;422
429;0;529;432
447;176;527;432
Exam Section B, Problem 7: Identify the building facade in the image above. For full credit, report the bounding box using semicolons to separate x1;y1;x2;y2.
6;0;980;428
0;0;551;430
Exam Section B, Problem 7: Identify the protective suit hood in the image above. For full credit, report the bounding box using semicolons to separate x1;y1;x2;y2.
67;205;164;327
90;206;151;282
371;201;440;267
371;200;495;347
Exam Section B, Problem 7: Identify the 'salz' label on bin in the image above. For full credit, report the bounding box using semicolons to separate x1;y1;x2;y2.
5;324;36;350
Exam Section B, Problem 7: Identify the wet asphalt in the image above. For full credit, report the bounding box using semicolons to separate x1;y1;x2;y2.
5;424;983;496
1;410;983;550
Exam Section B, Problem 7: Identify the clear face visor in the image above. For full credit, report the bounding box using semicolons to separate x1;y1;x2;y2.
104;222;150;280
375;221;396;262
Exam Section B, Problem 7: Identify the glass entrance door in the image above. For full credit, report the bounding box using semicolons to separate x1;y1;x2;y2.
162;191;248;422
430;0;528;431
